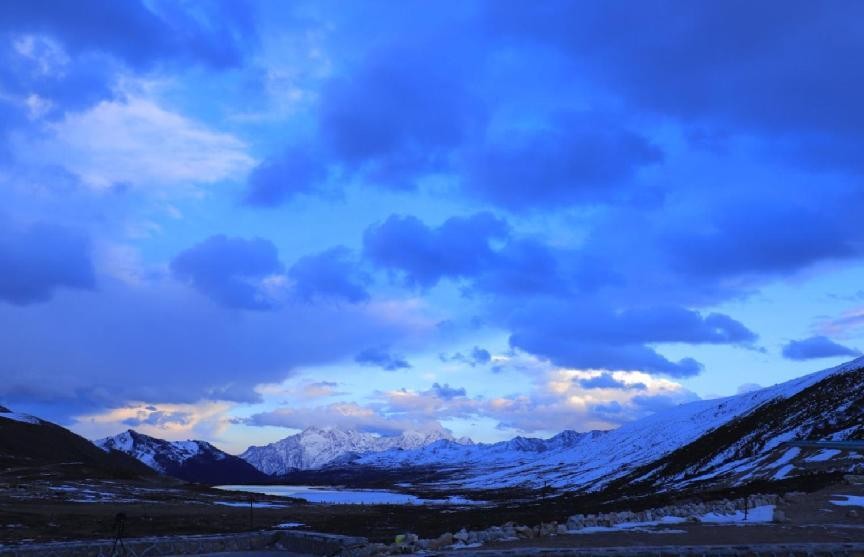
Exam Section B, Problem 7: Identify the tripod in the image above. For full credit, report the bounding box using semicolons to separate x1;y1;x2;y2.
111;512;127;556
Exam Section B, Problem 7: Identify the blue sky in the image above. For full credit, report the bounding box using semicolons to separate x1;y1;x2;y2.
2;0;864;453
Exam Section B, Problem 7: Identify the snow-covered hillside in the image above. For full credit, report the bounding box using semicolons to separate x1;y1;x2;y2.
0;406;44;425
350;357;864;492
96;430;219;472
239;426;463;475
95;429;265;484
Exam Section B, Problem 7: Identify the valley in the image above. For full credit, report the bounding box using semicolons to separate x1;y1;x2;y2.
2;357;863;554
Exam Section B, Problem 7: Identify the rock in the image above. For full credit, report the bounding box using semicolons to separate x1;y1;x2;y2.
556;524;568;534
429;532;453;549
847;509;859;518
453;528;469;544
514;525;534;539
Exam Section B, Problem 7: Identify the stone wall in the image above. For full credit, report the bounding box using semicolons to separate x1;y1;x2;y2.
565;493;784;530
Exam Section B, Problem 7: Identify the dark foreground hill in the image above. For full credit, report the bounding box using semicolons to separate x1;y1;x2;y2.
0;407;154;480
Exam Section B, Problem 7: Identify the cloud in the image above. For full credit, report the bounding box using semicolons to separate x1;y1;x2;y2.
354;346;411;371
0;34;116;123
288;246;370;303
243;145;328;206
781;335;862;361
664;197;859;279
0;220;95;305
171;235;284;311
463;112;662;208
440;346;492;367
577;372;646;391
70;400;234;443
507;303;756;377
0;278;420;417
242;366;697;439
0;0;255;70
241;402;445;436
364;212;509;288
33;97;254;190
427;383;466;400
317;41;484;190
487;1;864;173
302;381;345;399
819;307;864;337
122;409;193;428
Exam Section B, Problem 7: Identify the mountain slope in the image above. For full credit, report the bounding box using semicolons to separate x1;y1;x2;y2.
95;430;267;484
0;407;154;479
239;426;460;475
348;357;864;492
616;359;864;492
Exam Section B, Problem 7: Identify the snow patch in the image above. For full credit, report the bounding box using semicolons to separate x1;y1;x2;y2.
806;449;841;462
773;464;795;480
830;495;864;507
214;501;289;508
0;411;41;424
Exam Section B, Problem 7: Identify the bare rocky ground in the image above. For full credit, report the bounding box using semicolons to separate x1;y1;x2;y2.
1;466;863;555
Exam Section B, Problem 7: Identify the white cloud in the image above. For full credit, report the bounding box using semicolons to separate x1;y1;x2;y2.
71;401;233;442
242;366;698;441
28;97;255;191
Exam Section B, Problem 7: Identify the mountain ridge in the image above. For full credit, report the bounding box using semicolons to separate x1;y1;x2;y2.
346;356;864;492
95;429;267;484
239;426;463;475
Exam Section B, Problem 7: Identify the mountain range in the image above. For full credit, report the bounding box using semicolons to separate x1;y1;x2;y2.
346;357;864;493
5;357;862;492
238;426;466;475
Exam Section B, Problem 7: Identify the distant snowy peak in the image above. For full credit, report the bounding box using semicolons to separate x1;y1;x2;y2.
239;426;466;475
94;429;217;473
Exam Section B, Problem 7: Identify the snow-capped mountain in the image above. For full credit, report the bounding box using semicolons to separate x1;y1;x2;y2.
347;357;864;493
95;429;266;484
239;426;465;475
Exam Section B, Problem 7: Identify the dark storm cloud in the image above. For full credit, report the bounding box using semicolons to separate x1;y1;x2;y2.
0;220;95;305
664;196;861;279
318;42;485;190
364;212;509;288
507;303;757;377
486;0;864;171
243;146;328;207
781;336;862;361
288;246;370;304
171;235;283;311
463;112;663;209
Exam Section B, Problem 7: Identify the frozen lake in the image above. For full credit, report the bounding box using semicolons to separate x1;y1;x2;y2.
214;484;482;506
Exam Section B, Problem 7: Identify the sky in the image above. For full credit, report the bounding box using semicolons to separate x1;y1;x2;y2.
2;0;864;454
